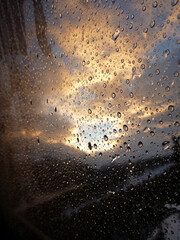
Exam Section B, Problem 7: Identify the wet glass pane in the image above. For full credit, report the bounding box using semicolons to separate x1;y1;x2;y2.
0;0;180;239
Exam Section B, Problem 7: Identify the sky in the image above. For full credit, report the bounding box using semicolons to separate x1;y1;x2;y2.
0;0;179;168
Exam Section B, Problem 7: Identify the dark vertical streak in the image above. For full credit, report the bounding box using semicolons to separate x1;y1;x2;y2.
9;0;27;55
33;0;51;57
0;25;6;57
1;0;18;55
0;4;10;56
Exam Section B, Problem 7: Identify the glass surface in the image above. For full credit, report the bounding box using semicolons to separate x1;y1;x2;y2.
0;0;179;239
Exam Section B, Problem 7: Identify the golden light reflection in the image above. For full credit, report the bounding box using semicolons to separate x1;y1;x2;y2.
37;0;179;154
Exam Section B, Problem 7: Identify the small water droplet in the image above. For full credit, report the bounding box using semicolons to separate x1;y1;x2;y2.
123;125;128;131
88;142;92;150
143;127;150;133
168;105;174;112
174;121;179;126
94;144;97;149
138;141;143;148
150;20;155;28
150;131;155;136
117;112;121;118
129;92;134;98
143;28;148;33
174;71;179;77
104;135;108;141
152;1;158;8
111;92;116;98
129;23;133;29
165;86;170;92
112;29;120;41
88;108;92;114
162;141;170;150
163;33;167;38
164;49;170;57
159;120;163;125
126;146;131;152
133;43;137;49
155;69;160;75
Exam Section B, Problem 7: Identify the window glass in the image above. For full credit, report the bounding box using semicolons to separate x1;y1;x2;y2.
0;0;179;239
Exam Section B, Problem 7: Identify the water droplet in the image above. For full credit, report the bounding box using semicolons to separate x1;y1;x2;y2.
155;69;160;75
174;71;179;77
174;121;179;126
159;120;163;125
133;43;137;49
150;131;155;136
177;14;180;19
143;127;150;133
141;64;145;69
112;29;120;41
88;108;92;114
126;146;131;152
163;33;167;39
150;20;155;28
88;76;92;81
129;92;134;98
171;0;179;6
168;105;174;112
165;86;170;92
152;1;158;8
88;142;92;150
123;125;128;131
162;141;170;148
138;141;143;148
94;144;97;149
111;92;116;98
117;112;121;118
143;28;148;33
104;135;108;141
129;23;133;29
165;49;170;57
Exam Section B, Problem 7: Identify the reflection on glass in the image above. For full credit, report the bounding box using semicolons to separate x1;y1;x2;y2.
0;0;179;239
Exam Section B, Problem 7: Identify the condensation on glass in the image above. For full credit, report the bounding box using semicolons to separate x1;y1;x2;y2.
0;0;179;239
